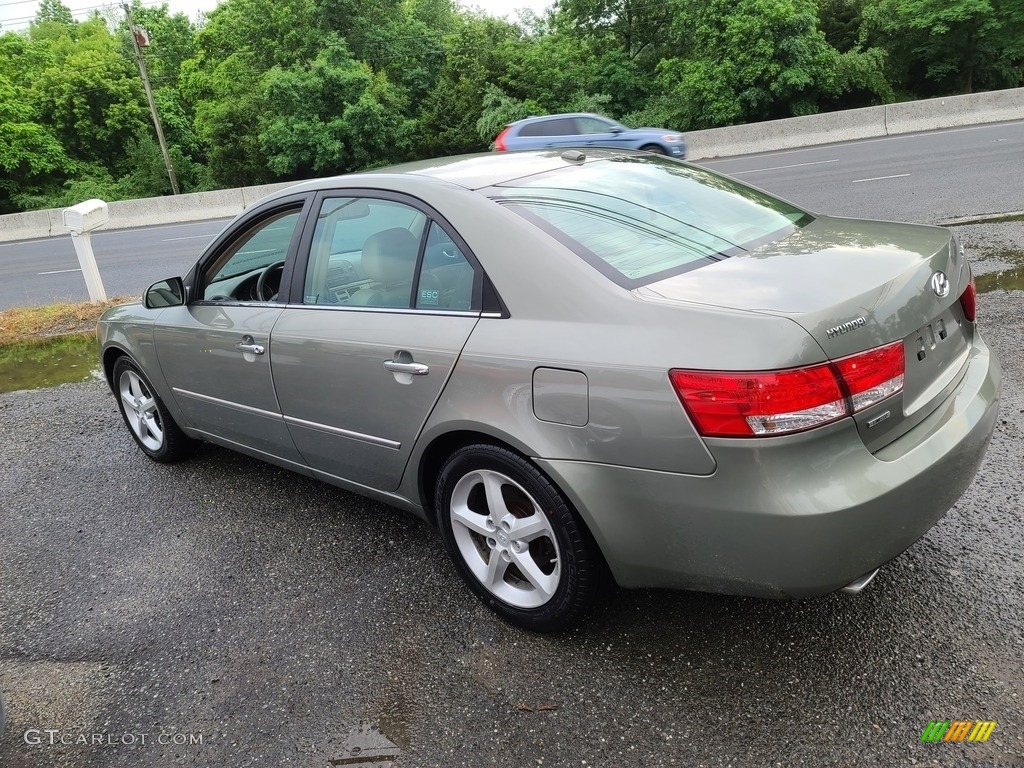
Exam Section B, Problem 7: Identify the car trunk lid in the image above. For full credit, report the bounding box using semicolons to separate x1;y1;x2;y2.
637;215;973;451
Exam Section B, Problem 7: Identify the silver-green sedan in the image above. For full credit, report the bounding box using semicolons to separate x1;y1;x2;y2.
98;150;1001;631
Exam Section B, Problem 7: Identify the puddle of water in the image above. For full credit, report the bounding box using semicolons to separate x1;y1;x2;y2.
327;721;401;767
976;266;1024;293
0;333;102;394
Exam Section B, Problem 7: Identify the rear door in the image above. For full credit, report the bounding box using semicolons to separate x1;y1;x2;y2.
270;192;482;491
519;117;584;149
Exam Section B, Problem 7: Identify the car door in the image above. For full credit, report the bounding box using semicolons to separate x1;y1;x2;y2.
270;192;483;491
577;116;630;148
153;195;310;462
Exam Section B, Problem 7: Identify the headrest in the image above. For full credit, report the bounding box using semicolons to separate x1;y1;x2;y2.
361;228;419;284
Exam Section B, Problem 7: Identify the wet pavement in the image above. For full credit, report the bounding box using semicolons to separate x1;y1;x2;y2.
0;225;1022;767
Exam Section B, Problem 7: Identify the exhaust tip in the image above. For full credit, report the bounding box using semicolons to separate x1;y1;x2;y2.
840;568;880;595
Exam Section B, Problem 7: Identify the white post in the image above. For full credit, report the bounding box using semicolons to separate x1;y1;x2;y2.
68;231;108;302
62;198;110;303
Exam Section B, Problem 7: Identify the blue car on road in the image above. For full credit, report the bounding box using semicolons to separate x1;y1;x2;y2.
493;113;686;158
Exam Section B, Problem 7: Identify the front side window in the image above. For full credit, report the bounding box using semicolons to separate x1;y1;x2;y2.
201;209;301;301
492;156;812;287
577;116;618;135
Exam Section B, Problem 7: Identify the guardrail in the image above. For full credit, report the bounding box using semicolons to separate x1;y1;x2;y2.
1;87;1022;243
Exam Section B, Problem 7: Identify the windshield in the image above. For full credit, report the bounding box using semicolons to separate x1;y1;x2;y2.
491;155;813;287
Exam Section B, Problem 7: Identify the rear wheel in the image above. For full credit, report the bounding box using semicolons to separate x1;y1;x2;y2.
435;444;601;632
112;356;195;463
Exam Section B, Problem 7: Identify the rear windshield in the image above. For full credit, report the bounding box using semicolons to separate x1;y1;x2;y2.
491;155;812;287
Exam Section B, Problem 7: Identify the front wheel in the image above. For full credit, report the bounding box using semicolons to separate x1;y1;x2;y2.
435;444;601;632
112;356;196;463
640;144;668;155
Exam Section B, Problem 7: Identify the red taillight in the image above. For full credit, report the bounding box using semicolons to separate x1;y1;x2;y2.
669;341;905;438
960;271;977;322
494;126;511;152
832;342;905;412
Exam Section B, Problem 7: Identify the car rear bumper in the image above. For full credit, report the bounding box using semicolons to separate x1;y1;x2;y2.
536;333;1001;598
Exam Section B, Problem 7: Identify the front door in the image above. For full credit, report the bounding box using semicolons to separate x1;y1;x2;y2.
155;203;307;462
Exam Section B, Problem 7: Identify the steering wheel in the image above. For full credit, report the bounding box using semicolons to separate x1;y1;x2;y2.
256;260;286;302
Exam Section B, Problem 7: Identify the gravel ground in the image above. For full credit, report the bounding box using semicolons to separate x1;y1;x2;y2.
0;225;1022;768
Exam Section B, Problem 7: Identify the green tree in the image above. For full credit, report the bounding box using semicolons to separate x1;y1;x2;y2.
556;0;678;63
642;0;887;128
415;13;524;155
0;72;70;212
31;17;148;162
35;0;75;27
863;0;1024;94
258;42;414;177
181;0;321;186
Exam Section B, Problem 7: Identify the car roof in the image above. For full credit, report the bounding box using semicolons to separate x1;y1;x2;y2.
263;148;643;198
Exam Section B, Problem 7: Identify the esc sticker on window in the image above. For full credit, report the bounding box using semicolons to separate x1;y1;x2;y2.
420;289;440;306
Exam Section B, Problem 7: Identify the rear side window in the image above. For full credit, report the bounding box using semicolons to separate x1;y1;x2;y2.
492;156;812;288
303;197;427;308
519;118;578;137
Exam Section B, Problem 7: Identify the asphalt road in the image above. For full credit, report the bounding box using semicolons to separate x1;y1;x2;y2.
700;119;1024;222
1;119;1023;310
0;219;230;311
0;221;1022;766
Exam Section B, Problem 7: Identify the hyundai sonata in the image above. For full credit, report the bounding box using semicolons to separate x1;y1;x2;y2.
98;150;1000;631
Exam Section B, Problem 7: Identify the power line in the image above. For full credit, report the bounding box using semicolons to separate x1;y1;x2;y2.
1;0;162;29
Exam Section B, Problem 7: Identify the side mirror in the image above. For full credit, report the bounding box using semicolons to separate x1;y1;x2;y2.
144;277;185;309
609;126;624;134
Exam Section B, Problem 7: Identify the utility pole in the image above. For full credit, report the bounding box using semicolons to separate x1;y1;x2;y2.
123;3;180;195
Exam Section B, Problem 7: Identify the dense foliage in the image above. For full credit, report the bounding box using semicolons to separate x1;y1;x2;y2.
1;0;1021;212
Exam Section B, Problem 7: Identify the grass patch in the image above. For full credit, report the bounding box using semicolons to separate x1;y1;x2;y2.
947;211;1024;226
0;296;133;346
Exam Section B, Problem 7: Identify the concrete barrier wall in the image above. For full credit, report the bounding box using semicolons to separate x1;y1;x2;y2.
885;88;1024;135
0;182;297;243
685;104;887;160
1;87;1022;243
686;86;1024;160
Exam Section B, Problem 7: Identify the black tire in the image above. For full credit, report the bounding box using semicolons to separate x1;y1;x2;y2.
112;356;196;463
435;444;601;632
640;144;668;155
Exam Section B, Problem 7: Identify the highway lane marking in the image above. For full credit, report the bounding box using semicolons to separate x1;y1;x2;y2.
38;268;82;275
732;159;839;174
851;173;911;183
699;118;1024;165
162;234;215;241
0;218;231;248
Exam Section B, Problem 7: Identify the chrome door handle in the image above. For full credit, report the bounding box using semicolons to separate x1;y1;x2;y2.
235;342;265;355
383;360;429;375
